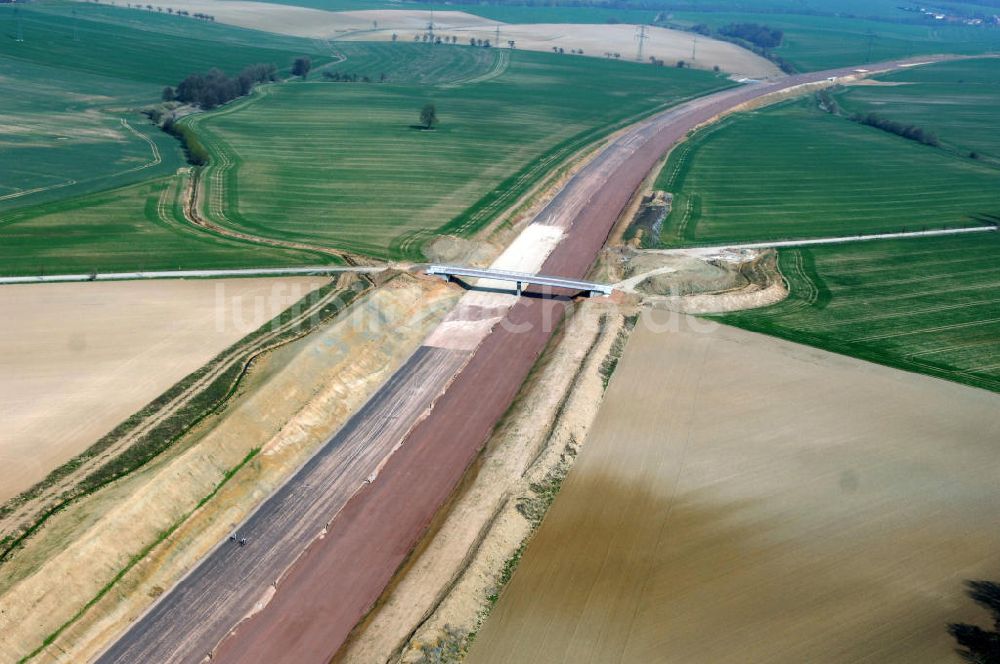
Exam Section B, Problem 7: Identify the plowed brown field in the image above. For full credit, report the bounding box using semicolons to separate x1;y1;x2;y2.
468;312;1000;664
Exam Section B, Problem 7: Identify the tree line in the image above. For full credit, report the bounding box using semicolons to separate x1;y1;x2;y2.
690;21;795;73
323;71;386;83
853;112;941;147
160;118;209;165
162;63;279;109
815;89;940;147
716;22;783;49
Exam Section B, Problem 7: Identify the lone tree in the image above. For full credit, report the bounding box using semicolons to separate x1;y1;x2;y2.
420;103;437;130
949;580;1000;662
292;56;311;79
162;86;175;102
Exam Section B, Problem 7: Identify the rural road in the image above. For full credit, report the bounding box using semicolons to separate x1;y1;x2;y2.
95;56;952;664
0;265;385;285
649;224;999;254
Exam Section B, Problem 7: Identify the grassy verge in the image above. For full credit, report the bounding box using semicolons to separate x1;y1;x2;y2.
20;447;261;664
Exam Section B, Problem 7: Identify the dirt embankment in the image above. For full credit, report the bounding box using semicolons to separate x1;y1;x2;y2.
0;275;458;664
610;247;787;313
333;298;638;663
0;276;329;505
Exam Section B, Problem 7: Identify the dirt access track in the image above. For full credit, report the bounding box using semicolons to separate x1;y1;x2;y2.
96;57;951;664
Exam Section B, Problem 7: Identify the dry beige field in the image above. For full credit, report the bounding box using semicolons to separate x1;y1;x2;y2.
339;22;781;79
1;276;458;663
469;312;1000;664
0;277;326;502
96;0;778;78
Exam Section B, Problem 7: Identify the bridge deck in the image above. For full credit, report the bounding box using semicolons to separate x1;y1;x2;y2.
426;265;612;296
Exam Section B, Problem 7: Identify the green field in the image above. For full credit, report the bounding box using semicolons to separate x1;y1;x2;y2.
664;10;1000;72
0;1;350;274
189;46;731;259
236;0;1000;71
654;97;1000;247
721;233;1000;393
0;2;334;211
245;0;977;25
0;57;187;211
0;3;332;84
0;175;328;275
659;56;1000;392
835;58;1000;163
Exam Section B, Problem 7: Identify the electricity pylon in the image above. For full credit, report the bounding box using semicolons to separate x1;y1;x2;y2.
636;24;648;61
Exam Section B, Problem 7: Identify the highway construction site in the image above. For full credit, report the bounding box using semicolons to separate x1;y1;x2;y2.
1;55;983;664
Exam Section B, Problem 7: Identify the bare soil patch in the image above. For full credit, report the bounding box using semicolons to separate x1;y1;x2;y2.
0;277;327;502
334;299;634;663
468;312;1000;664
0;276;457;663
611;247;786;313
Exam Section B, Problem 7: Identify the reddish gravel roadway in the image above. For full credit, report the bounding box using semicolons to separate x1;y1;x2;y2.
96;57;950;664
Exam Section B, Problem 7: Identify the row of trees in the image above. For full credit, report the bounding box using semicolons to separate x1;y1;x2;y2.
407;33;462;44
815;90;941;147
852;112;941;146
124;3;215;20
690;20;795;73
163;63;278;109
323;71;386;83
717;22;784;49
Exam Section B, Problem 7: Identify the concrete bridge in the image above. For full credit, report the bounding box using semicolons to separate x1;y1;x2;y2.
426;265;613;297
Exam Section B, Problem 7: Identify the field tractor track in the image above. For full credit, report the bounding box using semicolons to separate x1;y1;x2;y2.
176;88;377;270
438;49;510;89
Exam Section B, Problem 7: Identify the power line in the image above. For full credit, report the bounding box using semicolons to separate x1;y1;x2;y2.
636;24;647;61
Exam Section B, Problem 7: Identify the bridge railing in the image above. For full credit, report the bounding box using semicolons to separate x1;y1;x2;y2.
426;264;612;297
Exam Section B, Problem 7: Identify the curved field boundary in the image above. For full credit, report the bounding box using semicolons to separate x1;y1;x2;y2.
118;118;162;174
183;53;735;263
0;118;164;206
178;88;371;266
722;234;1000;394
437;48;510;88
